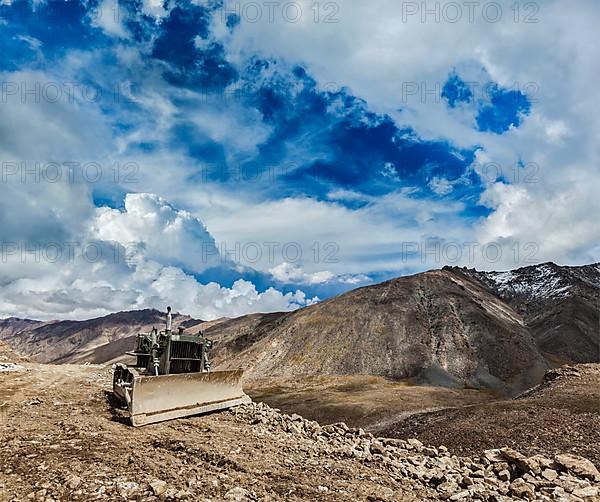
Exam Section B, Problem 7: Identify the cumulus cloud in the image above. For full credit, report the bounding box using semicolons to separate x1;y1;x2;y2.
91;193;222;273
0;250;318;321
145;266;316;320
0;202;319;321
474;174;600;269
269;262;335;285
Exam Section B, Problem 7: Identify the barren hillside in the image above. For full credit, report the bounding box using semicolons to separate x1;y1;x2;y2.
2;263;597;398
209;268;549;394
453;263;600;363
0;310;203;364
206;263;599;394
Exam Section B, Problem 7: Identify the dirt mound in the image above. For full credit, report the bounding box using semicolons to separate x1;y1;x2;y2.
515;364;589;400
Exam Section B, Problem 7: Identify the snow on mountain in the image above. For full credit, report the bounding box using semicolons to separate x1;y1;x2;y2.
486;264;572;300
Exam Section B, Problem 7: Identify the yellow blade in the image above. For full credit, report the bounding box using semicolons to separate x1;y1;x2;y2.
113;364;251;426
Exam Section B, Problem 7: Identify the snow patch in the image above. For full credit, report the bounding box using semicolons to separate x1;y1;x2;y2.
487;265;572;299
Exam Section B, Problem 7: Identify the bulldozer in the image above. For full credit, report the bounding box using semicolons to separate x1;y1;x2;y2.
113;323;251;426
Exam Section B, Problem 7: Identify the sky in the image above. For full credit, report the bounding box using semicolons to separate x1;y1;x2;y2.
0;0;599;320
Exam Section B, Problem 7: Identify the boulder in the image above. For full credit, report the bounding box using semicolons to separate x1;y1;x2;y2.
500;448;540;475
370;441;387;456
572;486;599;498
541;469;558;481
149;480;167;497
407;438;423;451
497;470;511;482
65;475;82;490
483;449;504;463
555;454;600;482
509;479;535;500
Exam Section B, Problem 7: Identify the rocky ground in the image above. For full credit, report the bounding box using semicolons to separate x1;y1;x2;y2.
379;365;600;469
0;346;599;501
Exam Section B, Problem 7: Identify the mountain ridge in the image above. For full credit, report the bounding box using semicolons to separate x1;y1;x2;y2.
1;262;598;393
0;309;203;364
208;267;550;394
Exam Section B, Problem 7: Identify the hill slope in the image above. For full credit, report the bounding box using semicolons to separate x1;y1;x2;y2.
453;263;600;363
1;263;597;394
207;263;598;393
0;310;202;364
209;268;549;393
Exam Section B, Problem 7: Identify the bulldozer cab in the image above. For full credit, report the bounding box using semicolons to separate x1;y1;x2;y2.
129;329;212;376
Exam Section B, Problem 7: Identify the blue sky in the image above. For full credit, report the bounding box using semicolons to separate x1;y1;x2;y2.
0;0;598;319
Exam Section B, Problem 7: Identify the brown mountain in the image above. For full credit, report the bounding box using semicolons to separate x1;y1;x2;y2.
0;317;47;337
451;262;600;364
0;309;203;364
207;268;553;394
206;263;599;393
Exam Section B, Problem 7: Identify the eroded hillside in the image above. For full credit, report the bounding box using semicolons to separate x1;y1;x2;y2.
2;264;597;398
209;268;548;394
452;263;600;364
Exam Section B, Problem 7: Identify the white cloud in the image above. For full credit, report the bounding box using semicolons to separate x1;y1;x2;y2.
1;0;598;322
194;190;473;276
146;267;315;320
92;0;129;38
0;250;317;321
474;173;600;270
142;0;169;20
0;193;320;321
91;193;222;273
429;177;454;196
209;0;600;269
269;262;335;285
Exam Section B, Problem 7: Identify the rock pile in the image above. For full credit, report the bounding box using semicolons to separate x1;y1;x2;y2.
516;365;583;400
233;402;600;501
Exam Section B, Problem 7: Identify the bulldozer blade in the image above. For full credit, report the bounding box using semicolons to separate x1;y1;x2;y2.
113;363;251;427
